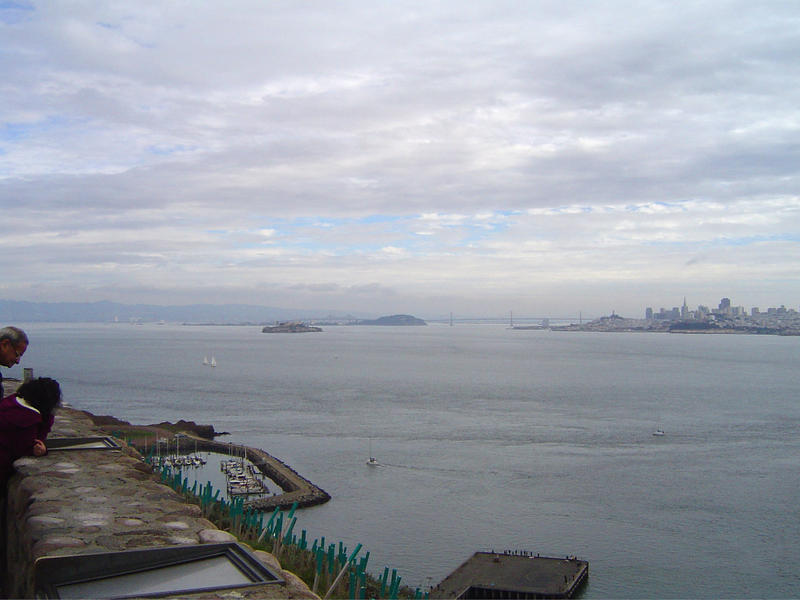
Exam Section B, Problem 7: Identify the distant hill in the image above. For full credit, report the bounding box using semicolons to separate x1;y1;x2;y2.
354;314;427;326
0;299;360;324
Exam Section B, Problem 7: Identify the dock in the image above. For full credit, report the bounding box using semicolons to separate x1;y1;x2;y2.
431;551;588;599
221;459;270;496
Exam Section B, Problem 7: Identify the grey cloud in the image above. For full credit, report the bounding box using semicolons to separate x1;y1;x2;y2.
288;283;341;293
2;1;799;315
347;283;398;296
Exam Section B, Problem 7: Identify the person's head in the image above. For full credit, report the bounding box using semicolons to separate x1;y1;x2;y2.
0;326;28;368
16;377;61;421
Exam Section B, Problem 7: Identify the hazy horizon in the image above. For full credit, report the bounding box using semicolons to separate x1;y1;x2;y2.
2;295;793;324
2;2;798;316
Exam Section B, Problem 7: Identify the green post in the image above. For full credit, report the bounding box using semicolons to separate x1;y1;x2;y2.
380;566;389;598
284;516;297;544
322;543;362;600
349;565;357;599
328;545;336;575
389;575;401;600
313;546;325;594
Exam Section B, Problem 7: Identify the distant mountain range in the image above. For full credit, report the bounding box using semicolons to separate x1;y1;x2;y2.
0;299;363;324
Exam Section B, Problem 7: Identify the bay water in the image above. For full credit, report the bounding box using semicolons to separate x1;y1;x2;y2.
11;322;800;598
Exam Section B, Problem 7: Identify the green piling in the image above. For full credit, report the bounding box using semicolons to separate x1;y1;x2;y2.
349;565;357;599
380;566;389;598
284;516;297;544
389;574;401;600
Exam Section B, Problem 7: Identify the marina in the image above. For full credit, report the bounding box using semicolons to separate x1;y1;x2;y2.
130;433;331;509
149;434;207;469
220;457;270;496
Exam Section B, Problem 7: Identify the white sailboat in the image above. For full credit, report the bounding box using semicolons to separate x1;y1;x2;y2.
210;356;217;367
203;356;210;366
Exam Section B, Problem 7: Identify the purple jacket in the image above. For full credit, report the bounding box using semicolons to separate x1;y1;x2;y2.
0;394;54;481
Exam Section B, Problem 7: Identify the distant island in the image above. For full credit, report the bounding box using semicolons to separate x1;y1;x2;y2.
353;314;427;326
262;321;323;333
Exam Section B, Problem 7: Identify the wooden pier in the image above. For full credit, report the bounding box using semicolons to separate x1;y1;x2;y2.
431;551;588;599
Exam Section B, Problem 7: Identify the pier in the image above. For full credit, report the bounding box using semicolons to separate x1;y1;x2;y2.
431;551;588;599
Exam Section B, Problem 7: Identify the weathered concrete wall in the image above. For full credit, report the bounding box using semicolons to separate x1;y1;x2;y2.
3;404;318;599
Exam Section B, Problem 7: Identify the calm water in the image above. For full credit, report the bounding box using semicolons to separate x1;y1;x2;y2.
11;323;800;598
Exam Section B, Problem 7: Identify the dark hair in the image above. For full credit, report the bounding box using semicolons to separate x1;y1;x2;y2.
16;377;61;422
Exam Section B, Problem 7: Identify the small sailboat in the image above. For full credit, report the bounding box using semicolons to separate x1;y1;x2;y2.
210;356;217;367
652;429;665;436
203;356;210;366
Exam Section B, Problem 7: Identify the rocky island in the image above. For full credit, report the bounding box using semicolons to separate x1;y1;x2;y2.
262;321;322;333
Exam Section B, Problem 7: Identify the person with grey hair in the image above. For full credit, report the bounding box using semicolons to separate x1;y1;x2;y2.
0;327;29;398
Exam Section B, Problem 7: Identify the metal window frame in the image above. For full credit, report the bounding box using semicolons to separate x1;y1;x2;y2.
46;436;122;451
34;542;284;599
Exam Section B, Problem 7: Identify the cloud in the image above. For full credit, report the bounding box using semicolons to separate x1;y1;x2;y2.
1;1;799;316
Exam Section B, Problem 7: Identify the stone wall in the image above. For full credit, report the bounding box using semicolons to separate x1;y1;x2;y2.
3;405;319;599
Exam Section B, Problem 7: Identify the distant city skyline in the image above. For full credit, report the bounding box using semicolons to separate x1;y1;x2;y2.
2;3;799;316
645;297;798;321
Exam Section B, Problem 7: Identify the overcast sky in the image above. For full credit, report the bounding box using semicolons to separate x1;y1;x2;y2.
1;1;798;318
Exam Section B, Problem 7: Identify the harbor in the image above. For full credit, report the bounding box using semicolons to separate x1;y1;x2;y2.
120;429;331;510
150;445;272;501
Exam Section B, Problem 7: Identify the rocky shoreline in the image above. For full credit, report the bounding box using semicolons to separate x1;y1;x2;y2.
89;413;229;439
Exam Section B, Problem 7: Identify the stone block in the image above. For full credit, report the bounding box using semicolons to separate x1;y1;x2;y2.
198;528;237;544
